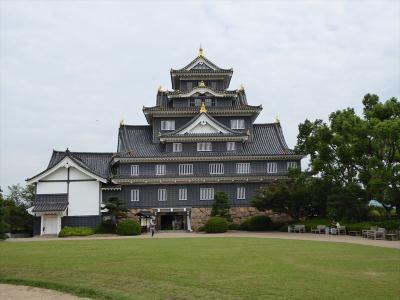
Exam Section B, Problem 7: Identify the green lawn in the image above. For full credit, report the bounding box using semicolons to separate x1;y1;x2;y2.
0;238;399;300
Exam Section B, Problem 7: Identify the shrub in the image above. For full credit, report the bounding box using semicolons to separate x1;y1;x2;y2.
116;219;141;236
240;215;272;231
197;226;205;232
228;223;240;230
95;220;116;234
204;217;228;233
58;227;94;237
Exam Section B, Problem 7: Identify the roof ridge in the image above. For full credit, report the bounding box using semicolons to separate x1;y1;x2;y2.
52;150;114;155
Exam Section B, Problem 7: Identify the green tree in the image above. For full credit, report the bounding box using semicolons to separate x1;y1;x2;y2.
102;197;128;224
4;184;34;233
0;189;8;239
6;184;35;207
211;192;231;220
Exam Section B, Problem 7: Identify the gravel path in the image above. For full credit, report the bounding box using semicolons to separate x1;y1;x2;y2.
0;284;90;300
6;231;400;249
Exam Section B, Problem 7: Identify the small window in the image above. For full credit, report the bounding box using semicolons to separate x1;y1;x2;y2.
236;163;250;174
155;164;166;175
179;164;193;175
209;163;224;175
173;143;182;152
227;142;236;151
158;189;167;201
237;187;246;200
205;98;216;107
131;189;139;202
200;188;214;200
287;162;298;170
161;120;175;131
131;165;139;176
187;81;193;90
267;162;278;173
179;188;187;201
197;142;212;152
195;99;202;107
231;119;245;130
211;81;217;89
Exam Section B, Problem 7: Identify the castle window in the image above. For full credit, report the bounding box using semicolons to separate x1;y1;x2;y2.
161;120;175;131
267;162;278;173
231;119;245;130
205;98;216;107
200;188;214;200
287;162;298;170
237;187;246;200
131;189;139;202
179;164;193;175
158;189;167;201
155;164;166;175
131;165;139;176
197;142;212;152
209;163;224;175
179;188;187;201
173;143;182;152
236;163;250;174
187;81;193;90
227;142;236;151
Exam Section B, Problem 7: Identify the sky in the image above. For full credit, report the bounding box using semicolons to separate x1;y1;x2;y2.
0;0;399;191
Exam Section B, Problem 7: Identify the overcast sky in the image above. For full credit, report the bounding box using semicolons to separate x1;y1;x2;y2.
0;0;399;191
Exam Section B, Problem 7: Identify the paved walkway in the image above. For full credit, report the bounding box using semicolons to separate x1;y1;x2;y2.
6;231;400;249
0;284;90;300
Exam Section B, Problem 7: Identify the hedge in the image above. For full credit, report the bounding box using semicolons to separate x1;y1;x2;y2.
94;220;116;234
240;215;273;231
58;227;94;238
116;219;141;236
204;217;228;233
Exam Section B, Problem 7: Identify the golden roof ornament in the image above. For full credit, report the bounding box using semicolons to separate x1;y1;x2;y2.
198;80;206;87
198;45;204;57
274;116;280;123
120;119;125;126
200;101;207;113
158;85;164;92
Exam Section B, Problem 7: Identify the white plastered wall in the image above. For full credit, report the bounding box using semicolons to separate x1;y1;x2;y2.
68;180;100;216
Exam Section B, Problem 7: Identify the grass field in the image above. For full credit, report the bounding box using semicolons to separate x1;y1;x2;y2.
0;238;399;300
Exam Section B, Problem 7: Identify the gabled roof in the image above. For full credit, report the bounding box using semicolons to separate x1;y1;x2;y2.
27;150;113;183
116;122;299;159
166;87;238;98
171;49;232;73
32;194;68;212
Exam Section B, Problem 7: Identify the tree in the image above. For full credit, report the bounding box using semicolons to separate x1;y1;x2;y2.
211;192;231;220
0;189;8;239
102;197;128;224
6;184;35;207
4;184;34;233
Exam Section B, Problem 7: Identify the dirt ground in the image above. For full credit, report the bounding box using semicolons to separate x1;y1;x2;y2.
0;284;90;300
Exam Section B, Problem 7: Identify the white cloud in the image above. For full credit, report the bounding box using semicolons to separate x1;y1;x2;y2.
0;0;399;189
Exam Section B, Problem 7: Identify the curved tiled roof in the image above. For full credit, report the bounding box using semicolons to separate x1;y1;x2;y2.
117;123;296;158
171;55;232;73
32;194;68;212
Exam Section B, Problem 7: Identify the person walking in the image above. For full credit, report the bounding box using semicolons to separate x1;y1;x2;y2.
150;220;155;237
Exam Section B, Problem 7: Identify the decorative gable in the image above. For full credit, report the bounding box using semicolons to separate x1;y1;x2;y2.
185;57;217;71
176;113;231;135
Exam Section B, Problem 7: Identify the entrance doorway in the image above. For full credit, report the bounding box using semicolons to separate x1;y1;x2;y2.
159;213;185;230
42;215;59;235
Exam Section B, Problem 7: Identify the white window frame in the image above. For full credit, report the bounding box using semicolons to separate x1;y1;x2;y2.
173;143;182;153
209;163;224;175
155;164;166;176
231;119;245;130
236;163;250;174
130;189;140;202
267;162;278;173
158;189;167;201
227;142;236;151
161;120;175;131
287;162;298;170
179;188;187;201
197;142;212;152
200;188;214;201
237;187;246;200
179;164;193;175
131;165;139;176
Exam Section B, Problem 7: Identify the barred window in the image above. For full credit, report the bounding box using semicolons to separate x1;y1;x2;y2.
237;187;246;200
197;142;212;152
205;98;216;107
158;189;167;201
186;81;193;90
155;164;166;175
179;164;193;175
209;163;224;174
227;142;236;151
231;119;245;130
267;162;278;173
161;120;175;131
287;162;298;170
131;165;139;176
200;188;214;200
173;143;182;152
179;188;187;201
130;189;139;202
236;163;250;174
